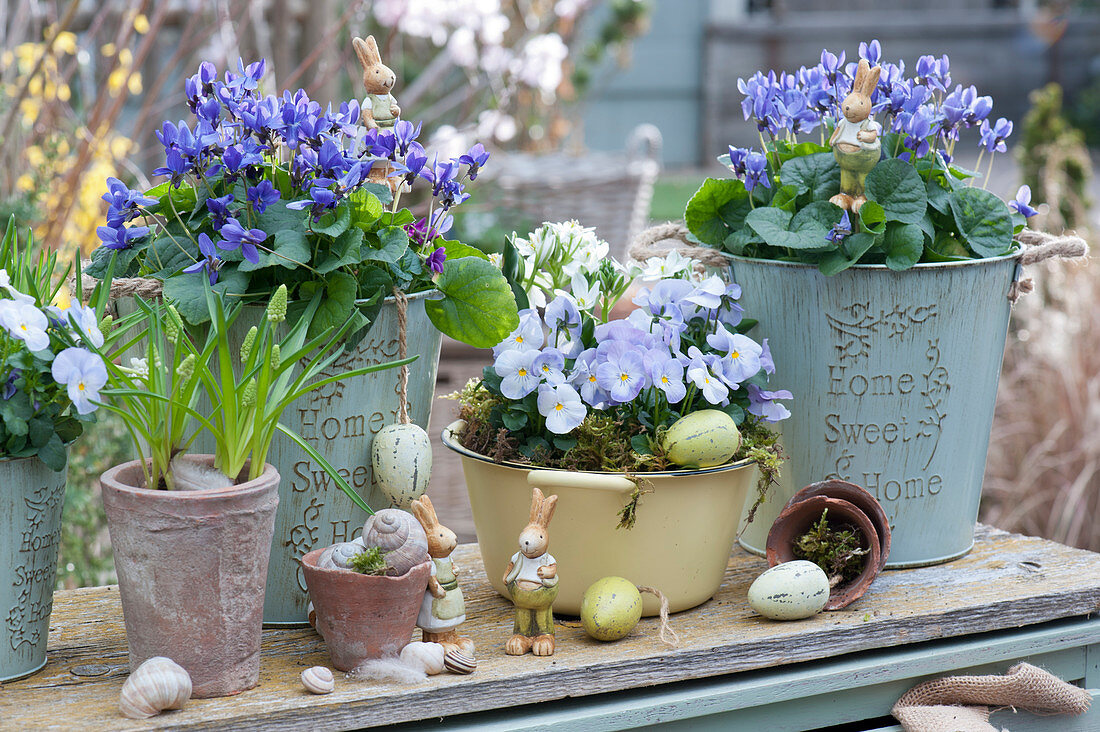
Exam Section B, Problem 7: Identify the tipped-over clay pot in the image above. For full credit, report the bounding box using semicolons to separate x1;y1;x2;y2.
766;495;882;611
783;479;891;572
301;548;430;671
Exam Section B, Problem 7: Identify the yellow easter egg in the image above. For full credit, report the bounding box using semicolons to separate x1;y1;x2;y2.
660;409;742;468
581;576;642;641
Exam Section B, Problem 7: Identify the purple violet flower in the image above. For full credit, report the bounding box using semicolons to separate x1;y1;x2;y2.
459;143;490;180
205;194;234;228
979;117;1013;153
743;152;771;193
426;246;446;274
246;181;280;214
217;218;266;264
1010;185;1039;218
96;223;149;250
826;210;852;244
102;177;157;227
183;233;223;285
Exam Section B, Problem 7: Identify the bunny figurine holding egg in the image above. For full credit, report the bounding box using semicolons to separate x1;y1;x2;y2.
503;487;559;657
829;58;882;213
411;495;475;657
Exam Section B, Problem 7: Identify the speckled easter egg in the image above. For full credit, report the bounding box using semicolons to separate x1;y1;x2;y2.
581;577;643;641
747;560;830;621
661;410;742;468
371;423;432;509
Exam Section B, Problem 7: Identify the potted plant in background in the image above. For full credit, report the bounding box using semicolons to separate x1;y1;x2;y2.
677;40;1087;566
93;282;408;698
87;57;518;624
444;222;791;615
0;219;108;681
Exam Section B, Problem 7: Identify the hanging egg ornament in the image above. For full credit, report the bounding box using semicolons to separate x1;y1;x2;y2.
580;577;643;642
371;423;433;509
661;410;742;468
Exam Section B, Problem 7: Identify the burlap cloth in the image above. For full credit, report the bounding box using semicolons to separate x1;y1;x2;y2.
891;662;1091;731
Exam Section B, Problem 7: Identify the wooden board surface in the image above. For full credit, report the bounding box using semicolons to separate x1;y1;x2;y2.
3;525;1100;730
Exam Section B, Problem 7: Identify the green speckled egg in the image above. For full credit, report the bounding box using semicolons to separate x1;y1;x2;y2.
371;423;432;509
581;577;642;641
747;560;830;620
661;410;742;468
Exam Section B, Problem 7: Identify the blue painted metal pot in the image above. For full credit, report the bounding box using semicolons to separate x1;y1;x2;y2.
0;453;67;681
732;254;1020;567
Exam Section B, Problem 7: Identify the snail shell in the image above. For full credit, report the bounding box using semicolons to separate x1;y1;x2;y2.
399;641;445;675
443;649;476;675
301;665;335;694
318;537;366;570
119;657;192;719
362;509;428;576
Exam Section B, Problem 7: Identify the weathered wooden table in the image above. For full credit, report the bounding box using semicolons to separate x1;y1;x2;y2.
3;525;1098;731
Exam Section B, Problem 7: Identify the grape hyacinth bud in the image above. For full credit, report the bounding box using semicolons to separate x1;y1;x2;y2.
241;326;258;363
99;313;114;340
271;343;281;371
267;284;288;323
241;378;257;408
176;353;196;380
164;305;182;343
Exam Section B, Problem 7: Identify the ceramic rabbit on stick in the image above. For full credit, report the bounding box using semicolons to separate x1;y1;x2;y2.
503;488;559;657
352;34;400;191
411;495;475;657
829;58;882;213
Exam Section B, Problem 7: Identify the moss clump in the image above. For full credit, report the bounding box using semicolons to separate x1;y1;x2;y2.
347;546;389;576
792;509;868;584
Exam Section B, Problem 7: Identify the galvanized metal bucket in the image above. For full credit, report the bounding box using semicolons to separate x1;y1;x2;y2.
731;254;1020;567
0;453;67;681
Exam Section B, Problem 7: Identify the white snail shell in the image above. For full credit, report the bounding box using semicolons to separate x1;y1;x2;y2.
301;666;335;694
318;537;366;569
362;509;428;576
399;641;445;675
371;423;433;509
443;649;476;675
119;657;192;719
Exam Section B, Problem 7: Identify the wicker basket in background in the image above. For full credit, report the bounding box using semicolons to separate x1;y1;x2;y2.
477;124;662;260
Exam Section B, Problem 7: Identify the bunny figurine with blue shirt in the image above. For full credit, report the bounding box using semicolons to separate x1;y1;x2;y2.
829;58;882;213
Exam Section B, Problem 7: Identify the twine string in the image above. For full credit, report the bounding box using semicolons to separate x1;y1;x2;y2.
637;585;680;648
393;287;410;425
629;224;1090;305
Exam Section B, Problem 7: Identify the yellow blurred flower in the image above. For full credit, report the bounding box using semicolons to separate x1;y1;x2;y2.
133;14;150;34
55;31;78;56
101;43;115;57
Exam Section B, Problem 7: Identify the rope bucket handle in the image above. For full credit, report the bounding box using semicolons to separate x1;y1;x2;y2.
629;223;1090;302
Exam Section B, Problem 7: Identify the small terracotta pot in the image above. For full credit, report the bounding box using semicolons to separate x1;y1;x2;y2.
784;479;891;572
766;495;881;610
301;548;430;671
100;456;279;698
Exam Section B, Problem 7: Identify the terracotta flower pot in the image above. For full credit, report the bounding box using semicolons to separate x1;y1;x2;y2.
301;548;430;671
783;479;891;572
100;456;279;698
766;495;881;610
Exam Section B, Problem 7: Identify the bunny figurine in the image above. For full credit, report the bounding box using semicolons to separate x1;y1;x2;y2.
829;58;883;213
503;487;559;657
411;495;475;657
352;34;401;192
352;34;400;131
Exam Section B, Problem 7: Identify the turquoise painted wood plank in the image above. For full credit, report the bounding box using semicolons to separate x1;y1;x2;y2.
393;618;1100;731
